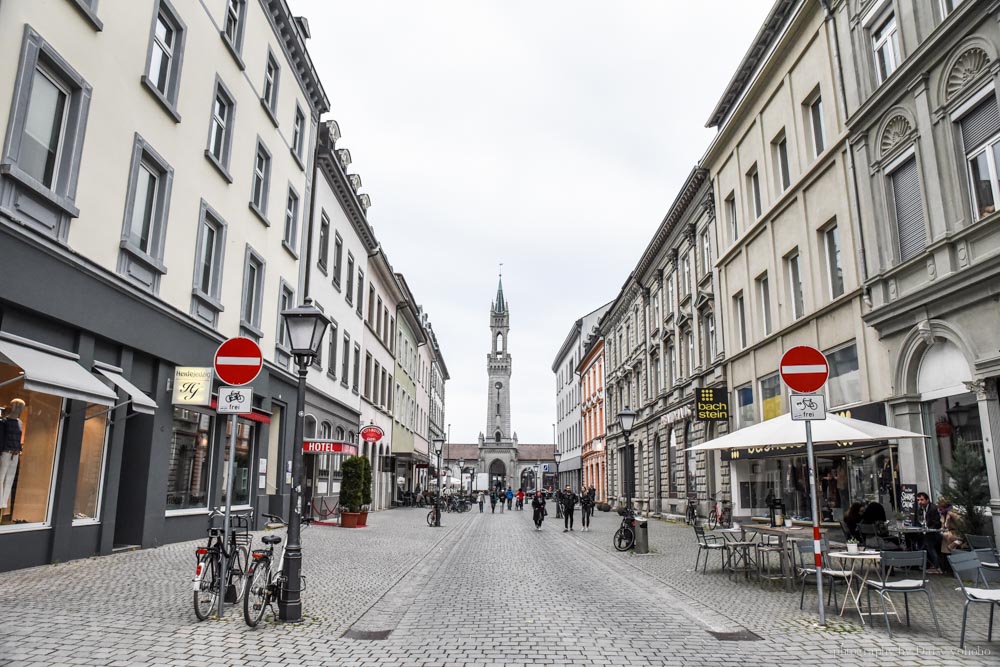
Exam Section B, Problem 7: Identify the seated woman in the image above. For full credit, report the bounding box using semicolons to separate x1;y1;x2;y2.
939;496;965;555
860;501;887;524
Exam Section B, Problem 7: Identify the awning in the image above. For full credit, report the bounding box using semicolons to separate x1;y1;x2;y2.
0;334;117;406
208;398;271;424
94;366;158;415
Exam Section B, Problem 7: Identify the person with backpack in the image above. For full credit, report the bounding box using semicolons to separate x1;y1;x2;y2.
505;487;514;510
561;484;579;532
531;490;547;530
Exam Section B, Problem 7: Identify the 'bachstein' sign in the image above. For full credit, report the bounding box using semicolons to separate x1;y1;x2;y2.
172;367;213;406
695;388;729;421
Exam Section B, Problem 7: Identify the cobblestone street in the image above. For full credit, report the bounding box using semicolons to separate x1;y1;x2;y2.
0;508;996;666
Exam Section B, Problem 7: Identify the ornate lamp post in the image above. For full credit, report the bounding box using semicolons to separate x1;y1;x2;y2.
457;458;465;497
432;437;444;527
532;464;539;493
617;406;637;510
278;299;330;622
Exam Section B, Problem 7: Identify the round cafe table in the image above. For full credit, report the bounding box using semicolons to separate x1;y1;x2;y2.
827;550;899;625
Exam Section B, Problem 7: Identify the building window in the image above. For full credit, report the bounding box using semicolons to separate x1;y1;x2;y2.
760;374;782;421
333;234;343;288
368;285;376;324
786;251;804;320
940;0;966;15
282;187;299;253
960;94;1000;220
704;314;716;361
826;343;861;408
250;140;271;220
726;192;738;242
734;293;747;349
681;254;692;298
262;51;279;117
808;95;825;156
872;11;900;85
222;417;254;507
276;282;294;353
356;270;364;316
651;290;660;330
222;0;246;56
736;385;755;428
666;274;675;315
167;407;213;511
144;0;185;117
346;254;355;304
191;200;226;325
773;131;790;192
364;352;372;399
241;246;265;339
292;106;305;160
353;345;361;392
341;332;351;384
825;224;844;298
748;164;762;219
206;79;234;176
118;135;173;291
757;273;772;336
317;212;330;272
701;231;711;274
1;27;92;240
889;157;925;262
684;329;694;377
327;322;338;379
75;406;110;522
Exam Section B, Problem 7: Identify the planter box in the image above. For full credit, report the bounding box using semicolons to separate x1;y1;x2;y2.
341;512;361;528
358;510;369;527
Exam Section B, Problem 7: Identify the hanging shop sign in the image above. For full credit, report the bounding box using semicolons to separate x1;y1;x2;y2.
695;388;729;421
172;367;213;406
360;424;384;443
302;440;359;455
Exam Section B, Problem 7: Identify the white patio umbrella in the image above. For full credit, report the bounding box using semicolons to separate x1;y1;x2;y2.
683;412;927;452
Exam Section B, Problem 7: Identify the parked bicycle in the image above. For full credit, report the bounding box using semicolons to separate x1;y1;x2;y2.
192;508;253;621
684;496;698;524
242;512;311;628
614;505;637;551
707;496;732;530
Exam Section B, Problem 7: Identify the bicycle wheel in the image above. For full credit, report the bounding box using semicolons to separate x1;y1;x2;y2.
230;545;250;603
426;509;435;526
707;510;719;530
243;558;271;628
193;554;219;621
613;526;635;552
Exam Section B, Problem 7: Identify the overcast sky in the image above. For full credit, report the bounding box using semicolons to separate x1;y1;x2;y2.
289;0;774;443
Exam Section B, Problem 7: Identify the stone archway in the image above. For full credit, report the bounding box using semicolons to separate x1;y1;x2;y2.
520;467;536;492
489;459;506;491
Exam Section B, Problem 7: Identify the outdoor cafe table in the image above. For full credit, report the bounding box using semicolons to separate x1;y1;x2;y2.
752;524;828;592
827;550;900;625
715;526;758;578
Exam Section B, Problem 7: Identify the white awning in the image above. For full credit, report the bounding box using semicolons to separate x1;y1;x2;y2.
94;367;158;415
0;335;117;407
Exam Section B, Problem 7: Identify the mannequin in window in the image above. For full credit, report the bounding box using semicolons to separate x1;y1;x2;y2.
0;398;26;516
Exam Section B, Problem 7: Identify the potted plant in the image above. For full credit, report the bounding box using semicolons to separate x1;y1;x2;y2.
846;538;860;554
358;456;373;527
339;456;364;528
943;441;993;540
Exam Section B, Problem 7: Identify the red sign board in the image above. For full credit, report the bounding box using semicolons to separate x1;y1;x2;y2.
302;440;358;455
779;346;829;394
360;425;384;443
214;337;263;386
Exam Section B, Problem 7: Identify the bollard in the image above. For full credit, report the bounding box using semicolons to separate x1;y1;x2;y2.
634;517;649;554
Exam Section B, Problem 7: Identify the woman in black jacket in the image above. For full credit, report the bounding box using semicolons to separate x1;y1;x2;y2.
531;491;546;530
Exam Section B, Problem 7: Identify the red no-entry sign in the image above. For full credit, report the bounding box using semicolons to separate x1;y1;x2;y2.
779;346;829;394
214;337;263;386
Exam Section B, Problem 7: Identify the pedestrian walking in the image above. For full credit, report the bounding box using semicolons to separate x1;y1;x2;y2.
490;490;498;514
561;485;578;532
516;488;525;510
580;486;594;531
499;489;505;513
505;487;513;510
531;491;547;530
478;490;485;513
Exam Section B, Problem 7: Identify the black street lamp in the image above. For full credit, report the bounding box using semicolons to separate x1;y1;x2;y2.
617;406;637;510
469;467;475;495
279;299;330;622
432;437;444;527
554;449;562;518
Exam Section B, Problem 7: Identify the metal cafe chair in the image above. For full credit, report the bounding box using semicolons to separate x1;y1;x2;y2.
693;524;726;574
864;550;941;638
795;538;850;610
948;550;1000;649
967;534;998;552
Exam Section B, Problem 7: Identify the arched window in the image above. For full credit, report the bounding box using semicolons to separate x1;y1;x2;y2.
320;421;332;439
304;415;317;439
496;331;504;352
335;426;345;440
495;430;502;443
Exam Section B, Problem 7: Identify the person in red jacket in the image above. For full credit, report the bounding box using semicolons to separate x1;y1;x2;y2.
516;488;525;510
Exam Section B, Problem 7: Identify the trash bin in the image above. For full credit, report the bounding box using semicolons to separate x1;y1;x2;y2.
634;517;649;554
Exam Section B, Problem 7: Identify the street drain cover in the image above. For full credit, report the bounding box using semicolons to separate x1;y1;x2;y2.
342;629;393;640
707;630;762;641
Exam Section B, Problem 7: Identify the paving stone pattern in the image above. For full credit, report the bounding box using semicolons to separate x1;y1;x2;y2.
0;507;995;666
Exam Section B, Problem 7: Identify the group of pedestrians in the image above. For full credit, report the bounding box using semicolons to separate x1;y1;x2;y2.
478;487;527;513
473;484;597;533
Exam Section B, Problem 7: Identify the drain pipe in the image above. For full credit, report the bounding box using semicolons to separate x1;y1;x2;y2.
821;0;871;298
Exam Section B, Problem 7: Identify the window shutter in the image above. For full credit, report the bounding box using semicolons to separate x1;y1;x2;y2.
960;96;1000;152
891;158;925;262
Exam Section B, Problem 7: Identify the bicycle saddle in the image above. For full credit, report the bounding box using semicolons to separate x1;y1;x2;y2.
261;535;282;545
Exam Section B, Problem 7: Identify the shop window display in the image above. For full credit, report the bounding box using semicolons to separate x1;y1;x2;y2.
760;374;782;421
73;407;109;521
166;407;213;510
922;392;984;498
222;417;254;507
0;386;63;528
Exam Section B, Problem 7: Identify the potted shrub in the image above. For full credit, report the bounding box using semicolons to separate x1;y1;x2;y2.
358;456;373;527
339;456;364;528
846;538;860;554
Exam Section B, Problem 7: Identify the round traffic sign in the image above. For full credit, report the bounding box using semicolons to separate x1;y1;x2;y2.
779;346;829;394
214;337;263;386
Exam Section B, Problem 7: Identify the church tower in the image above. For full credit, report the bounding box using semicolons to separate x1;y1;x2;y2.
485;276;513;446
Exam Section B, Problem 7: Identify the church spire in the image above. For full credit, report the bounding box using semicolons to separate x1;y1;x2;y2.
494;276;506;313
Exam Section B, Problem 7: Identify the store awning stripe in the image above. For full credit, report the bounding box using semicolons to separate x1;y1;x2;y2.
0;336;117;407
94;368;158;415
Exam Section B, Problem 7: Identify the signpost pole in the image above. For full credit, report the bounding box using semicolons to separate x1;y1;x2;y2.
805;419;825;627
217;411;238;619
